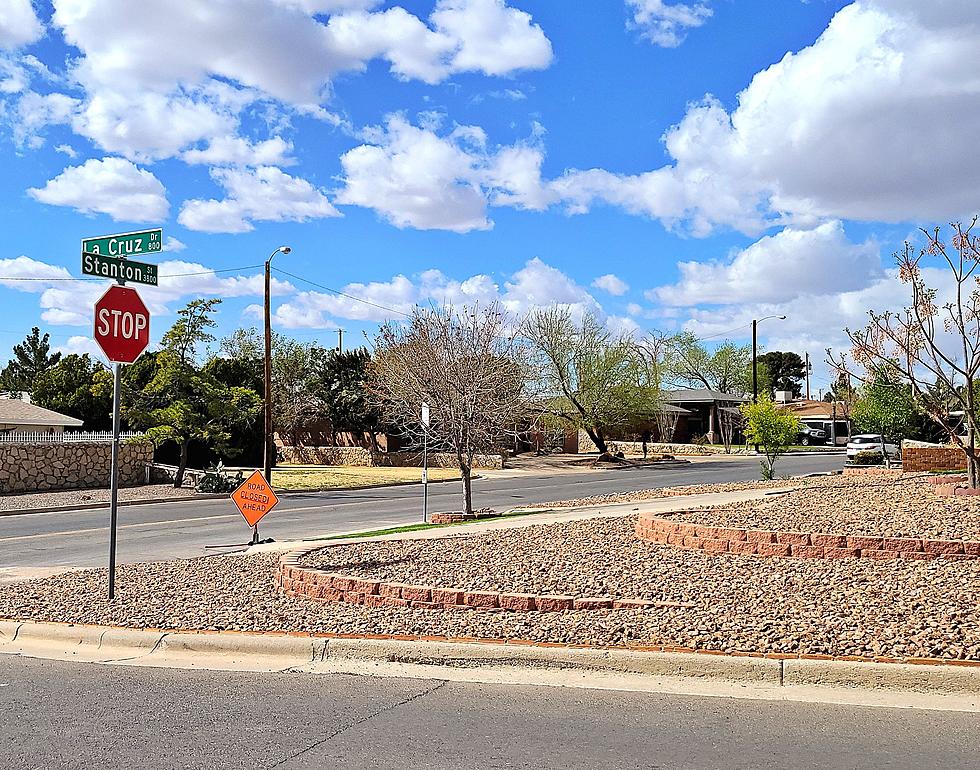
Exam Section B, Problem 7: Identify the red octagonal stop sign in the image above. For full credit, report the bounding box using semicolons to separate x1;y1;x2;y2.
94;285;150;364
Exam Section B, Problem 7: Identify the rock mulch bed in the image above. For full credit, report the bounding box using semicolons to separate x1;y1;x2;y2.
676;475;980;541
1;512;978;660
0;484;195;512
514;479;801;510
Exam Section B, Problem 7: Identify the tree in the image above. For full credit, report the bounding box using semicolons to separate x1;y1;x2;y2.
524;308;662;455
757;351;806;398
220;327;324;447
126;299;261;487
829;221;980;487
0;327;61;394
316;348;383;447
669;332;752;395
851;381;919;440
740;396;801;480
370;304;530;514
31;354;113;430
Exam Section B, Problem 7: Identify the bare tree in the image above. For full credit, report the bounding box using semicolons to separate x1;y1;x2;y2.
370;303;531;514
524;308;662;456
829;220;980;487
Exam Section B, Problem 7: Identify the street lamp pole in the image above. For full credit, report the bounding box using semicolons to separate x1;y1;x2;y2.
264;246;291;485
751;315;786;403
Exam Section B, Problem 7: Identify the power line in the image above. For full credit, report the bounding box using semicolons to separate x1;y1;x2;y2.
0;264;267;283
272;266;412;318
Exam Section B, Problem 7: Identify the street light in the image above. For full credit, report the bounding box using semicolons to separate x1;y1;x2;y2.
752;315;786;403
264;245;291;484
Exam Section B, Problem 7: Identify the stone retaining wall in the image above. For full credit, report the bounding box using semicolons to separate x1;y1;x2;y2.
0;441;153;494
842;467;904;477
903;444;967;473
636;513;980;561
278;447;503;470
277;549;674;612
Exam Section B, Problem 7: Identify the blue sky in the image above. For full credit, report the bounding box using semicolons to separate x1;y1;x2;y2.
1;0;976;397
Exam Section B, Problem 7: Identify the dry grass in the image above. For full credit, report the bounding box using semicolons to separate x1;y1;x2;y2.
271;465;460;491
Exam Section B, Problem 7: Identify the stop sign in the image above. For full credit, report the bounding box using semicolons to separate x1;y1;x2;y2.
94;285;150;364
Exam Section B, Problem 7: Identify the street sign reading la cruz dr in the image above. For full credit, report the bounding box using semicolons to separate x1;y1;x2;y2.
81;228;162;286
231;470;280;528
94;285;151;364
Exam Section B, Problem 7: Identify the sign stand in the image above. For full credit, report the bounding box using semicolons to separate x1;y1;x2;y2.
86;229;157;601
107;362;121;599
421;401;430;523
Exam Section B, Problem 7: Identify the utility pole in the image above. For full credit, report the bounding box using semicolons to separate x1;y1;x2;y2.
805;352;811;400
264;246;291;484
337;328;344;353
752;320;758;403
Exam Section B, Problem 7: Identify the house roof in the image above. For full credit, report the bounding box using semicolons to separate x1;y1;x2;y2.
0;398;84;427
666;388;748;404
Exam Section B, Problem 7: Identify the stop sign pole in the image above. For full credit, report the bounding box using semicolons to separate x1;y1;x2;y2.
87;235;155;600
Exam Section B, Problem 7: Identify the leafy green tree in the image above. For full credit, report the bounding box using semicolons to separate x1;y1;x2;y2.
757;351;806;397
740;396;801;480
316;348;383;447
524;308;664;455
31;354;113;430
0;327;61;394
126;300;261;487
851;381;919;446
669;332;752;395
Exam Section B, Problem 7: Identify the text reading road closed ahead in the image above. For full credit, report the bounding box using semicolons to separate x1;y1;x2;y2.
231;471;280;528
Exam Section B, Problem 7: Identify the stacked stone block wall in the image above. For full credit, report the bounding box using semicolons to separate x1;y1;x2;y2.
277;446;503;470
0;441;153;494
902;445;968;473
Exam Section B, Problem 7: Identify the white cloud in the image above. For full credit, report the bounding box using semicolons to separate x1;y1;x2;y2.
336;115;492;232
626;0;712;48
592;273;630;296
55;335;104;359
0;0;44;49
267;257;604;328
181;136;295;167
0;256;73;292
54;143;77;157
650;221;881;306
13;90;79;146
178;166;339;233
19;257;294;327
28;157;169;222
162;237;186;252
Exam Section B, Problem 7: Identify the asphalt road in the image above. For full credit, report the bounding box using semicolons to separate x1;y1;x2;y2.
1;656;977;769
0;454;841;574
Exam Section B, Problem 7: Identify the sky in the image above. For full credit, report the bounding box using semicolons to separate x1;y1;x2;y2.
1;0;978;398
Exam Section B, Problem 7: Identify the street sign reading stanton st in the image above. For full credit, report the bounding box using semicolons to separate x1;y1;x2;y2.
81;228;162;286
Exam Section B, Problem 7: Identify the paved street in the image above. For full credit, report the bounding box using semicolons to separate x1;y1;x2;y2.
0;655;976;769
0;455;840;575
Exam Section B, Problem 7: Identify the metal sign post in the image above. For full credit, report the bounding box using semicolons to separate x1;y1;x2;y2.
421;401;430;523
86;231;158;600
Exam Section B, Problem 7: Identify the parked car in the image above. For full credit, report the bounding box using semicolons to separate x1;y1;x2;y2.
797;425;827;445
846;434;900;460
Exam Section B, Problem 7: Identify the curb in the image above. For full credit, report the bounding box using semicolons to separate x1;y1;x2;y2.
272;474;468;495
2;620;979;700
0;493;227;518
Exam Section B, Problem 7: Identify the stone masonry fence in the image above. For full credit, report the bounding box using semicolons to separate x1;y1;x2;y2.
0;440;153;494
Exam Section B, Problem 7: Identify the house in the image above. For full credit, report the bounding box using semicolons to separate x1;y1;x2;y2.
0;396;84;435
778;398;851;445
665;388;748;444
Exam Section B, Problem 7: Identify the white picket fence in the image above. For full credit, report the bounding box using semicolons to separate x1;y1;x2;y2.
0;431;145;444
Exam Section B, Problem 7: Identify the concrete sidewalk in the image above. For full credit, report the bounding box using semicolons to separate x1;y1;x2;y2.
247;485;796;555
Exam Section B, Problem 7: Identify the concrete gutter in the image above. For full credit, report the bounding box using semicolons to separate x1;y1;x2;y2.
1;620;977;711
0;493;227;518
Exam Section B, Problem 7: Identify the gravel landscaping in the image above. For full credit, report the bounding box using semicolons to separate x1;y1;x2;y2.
677;475;980;541
2;510;978;660
0;484;196;512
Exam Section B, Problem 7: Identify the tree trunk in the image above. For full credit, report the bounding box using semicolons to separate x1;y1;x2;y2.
174;441;189;488
460;462;473;514
584;426;607;454
967;449;979;490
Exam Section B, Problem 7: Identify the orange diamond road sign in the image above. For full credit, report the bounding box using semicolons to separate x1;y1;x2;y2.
231;470;280;528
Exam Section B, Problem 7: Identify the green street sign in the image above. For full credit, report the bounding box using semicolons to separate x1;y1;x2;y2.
81;252;159;286
81;228;162;286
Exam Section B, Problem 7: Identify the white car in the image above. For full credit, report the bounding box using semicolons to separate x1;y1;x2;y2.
846;434;900;460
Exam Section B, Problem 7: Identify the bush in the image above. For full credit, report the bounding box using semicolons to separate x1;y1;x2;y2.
196;462;244;493
851;450;884;466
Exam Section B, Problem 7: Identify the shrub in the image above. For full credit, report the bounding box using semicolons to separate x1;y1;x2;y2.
851;450;884;466
196;462;244;493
